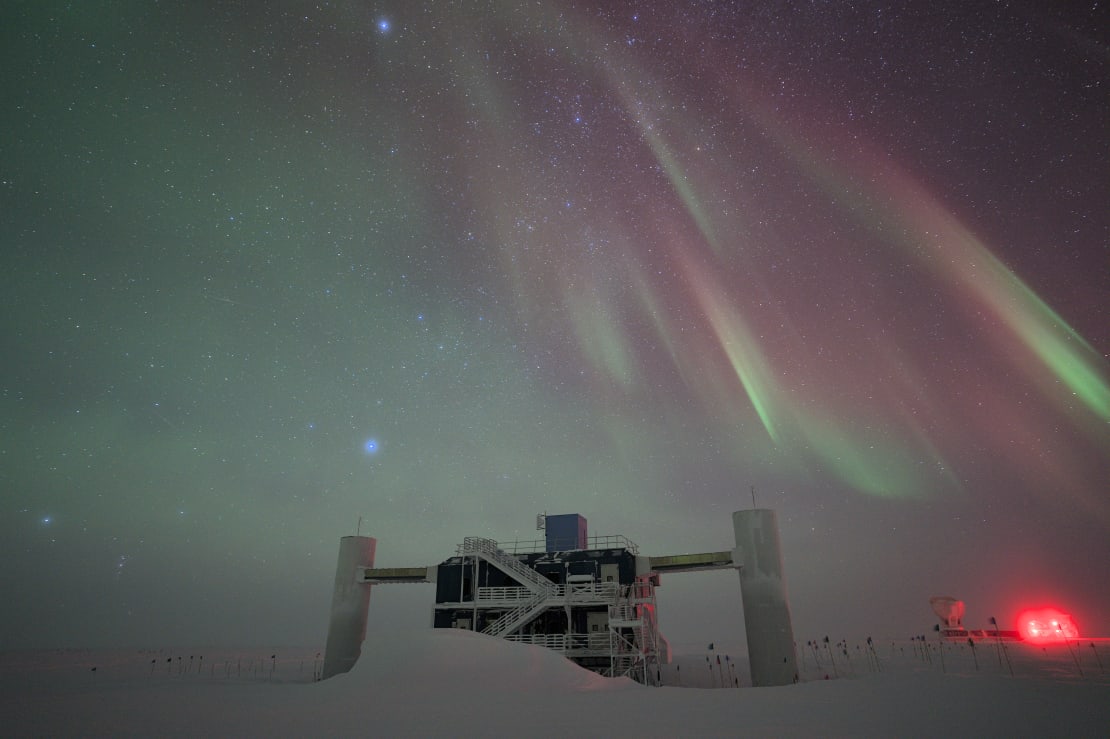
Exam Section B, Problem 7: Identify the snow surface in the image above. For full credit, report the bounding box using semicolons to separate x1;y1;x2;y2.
4;630;1108;737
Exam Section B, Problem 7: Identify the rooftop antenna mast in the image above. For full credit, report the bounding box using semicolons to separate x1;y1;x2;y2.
751;485;757;509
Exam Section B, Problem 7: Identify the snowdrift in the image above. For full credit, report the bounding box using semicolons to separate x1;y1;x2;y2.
340;627;636;693
3;632;1109;737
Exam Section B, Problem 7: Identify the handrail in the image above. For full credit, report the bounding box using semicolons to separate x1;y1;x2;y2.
477;582;621;603
482;591;550;637
490;534;640;555
609;603;640;624
476;586;532;602
567;581;621;601
506;633;612;652
460;537;557;595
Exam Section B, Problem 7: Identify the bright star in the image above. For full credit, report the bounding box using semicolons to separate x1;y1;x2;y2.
377;18;391;34
363;438;380;454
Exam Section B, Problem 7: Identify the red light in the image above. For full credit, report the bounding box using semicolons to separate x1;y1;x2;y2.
1017;608;1079;642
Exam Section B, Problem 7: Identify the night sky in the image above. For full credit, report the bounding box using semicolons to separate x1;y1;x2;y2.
2;2;1107;651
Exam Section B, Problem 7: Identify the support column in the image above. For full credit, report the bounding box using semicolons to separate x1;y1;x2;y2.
322;535;376;679
733;509;798;686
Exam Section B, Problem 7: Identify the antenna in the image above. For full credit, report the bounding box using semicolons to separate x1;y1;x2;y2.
751;485;757;509
357;515;362;537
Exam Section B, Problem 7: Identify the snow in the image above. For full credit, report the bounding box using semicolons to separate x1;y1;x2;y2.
3;630;1108;737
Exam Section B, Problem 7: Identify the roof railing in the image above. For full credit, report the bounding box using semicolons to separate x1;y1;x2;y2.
487;533;639;555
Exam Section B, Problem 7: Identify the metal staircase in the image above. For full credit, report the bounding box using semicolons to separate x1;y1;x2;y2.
460;537;557;638
482;592;552;637
607;577;661;684
447;536;663;684
461;537;556;594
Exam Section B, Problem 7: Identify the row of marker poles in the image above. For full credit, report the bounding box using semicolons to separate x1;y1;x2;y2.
1047;639;1104;679
934;615;1100;680
801;637;841;678
988;617;1014;676
799;636;886;679
704;645;739;687
150;655;205;676
143;652;315;680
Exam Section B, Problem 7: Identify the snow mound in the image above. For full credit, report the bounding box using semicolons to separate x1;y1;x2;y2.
337;628;637;694
4;637;1110;738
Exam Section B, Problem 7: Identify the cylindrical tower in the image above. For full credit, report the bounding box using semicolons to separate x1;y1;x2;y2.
321;535;376;679
732;509;798;686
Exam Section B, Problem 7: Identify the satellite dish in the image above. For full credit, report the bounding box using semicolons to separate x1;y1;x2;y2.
929;596;965;628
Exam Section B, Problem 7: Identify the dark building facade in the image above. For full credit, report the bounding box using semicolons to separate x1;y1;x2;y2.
431;515;666;683
326;509;800;687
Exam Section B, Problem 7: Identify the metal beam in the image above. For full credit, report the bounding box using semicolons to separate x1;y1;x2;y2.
648;551;736;573
358;566;434;584
359;551;739;584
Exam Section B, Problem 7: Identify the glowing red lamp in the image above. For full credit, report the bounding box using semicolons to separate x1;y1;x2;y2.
1017;608;1079;642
